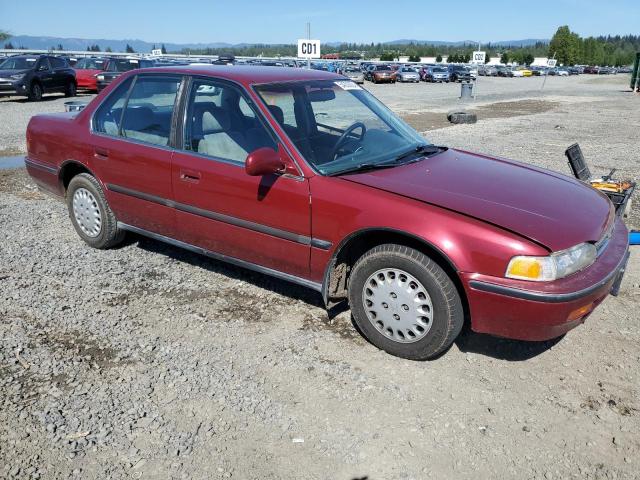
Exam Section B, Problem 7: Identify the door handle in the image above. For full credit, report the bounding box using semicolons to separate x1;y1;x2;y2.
94;147;109;160
180;170;201;183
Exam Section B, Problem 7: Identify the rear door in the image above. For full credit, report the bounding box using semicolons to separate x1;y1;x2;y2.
49;56;68;90
35;57;54;92
170;77;311;278
90;74;182;237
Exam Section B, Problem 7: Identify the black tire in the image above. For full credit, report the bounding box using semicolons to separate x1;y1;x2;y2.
348;244;464;360
65;81;77;97
28;82;43;101
448;112;477;124
66;173;125;249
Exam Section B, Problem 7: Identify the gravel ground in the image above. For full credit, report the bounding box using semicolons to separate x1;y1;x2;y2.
1;74;639;479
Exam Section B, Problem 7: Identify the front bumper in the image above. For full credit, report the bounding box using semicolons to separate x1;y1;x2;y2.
0;80;28;96
462;217;630;341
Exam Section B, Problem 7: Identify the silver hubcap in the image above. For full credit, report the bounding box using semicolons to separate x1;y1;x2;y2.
362;268;433;343
72;188;102;237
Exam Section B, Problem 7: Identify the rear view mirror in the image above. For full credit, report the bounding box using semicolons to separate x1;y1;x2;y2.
245;147;285;176
308;89;336;102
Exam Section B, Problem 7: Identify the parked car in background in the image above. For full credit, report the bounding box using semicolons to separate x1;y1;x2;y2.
396;67;420;83
96;57;155;91
24;66;630;361
0;54;76;101
583;66;600;74
567;66;582;75
479;65;498;76
342;67;365;84
447;64;472;82
467;65;478;79
367;65;396;83
423;66;450;82
74;57;107;92
510;67;525;77
495;65;513;77
616;66;632;74
516;67;533;77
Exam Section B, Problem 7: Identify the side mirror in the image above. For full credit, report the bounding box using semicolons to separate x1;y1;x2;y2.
245;147;285;176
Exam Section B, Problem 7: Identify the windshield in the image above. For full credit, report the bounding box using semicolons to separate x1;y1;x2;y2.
432;67;447;72
0;57;37;70
254;79;428;175
75;58;106;70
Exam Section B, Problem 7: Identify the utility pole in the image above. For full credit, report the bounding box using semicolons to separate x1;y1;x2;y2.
306;22;311;70
541;51;556;91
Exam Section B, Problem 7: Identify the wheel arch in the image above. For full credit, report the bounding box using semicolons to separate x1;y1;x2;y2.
322;228;468;317
58;160;97;194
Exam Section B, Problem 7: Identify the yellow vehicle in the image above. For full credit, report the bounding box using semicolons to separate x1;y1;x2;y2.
517;67;533;77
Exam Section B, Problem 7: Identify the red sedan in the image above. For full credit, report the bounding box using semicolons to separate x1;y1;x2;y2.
24;66;629;360
73;57;107;92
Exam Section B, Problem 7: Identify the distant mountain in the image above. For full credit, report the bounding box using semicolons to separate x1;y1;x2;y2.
2;34;549;53
383;38;547;47
3;35;242;53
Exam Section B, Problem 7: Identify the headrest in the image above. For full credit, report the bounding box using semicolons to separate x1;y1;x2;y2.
268;105;284;124
202;107;230;131
122;106;154;131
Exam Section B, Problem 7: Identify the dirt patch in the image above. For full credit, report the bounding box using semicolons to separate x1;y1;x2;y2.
402;111;453;131
475;99;559;119
403;99;559;132
0;147;25;157
0;167;44;199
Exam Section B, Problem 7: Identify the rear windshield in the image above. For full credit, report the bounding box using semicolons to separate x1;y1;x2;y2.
75;58;106;70
432;67;447;72
107;59;151;72
375;66;391;71
0;57;38;70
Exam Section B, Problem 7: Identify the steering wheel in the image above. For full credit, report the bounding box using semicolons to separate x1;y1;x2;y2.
330;122;367;160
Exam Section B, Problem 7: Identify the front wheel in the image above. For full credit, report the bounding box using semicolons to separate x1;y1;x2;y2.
65;81;77;97
348;244;464;360
66;173;125;249
28;82;43;101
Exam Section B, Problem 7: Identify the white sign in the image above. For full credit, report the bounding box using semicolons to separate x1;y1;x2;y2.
151;49;162;56
297;39;321;59
472;51;486;64
547;58;557;67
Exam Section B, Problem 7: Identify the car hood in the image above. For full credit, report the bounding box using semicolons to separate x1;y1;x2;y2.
341;148;612;251
0;69;29;77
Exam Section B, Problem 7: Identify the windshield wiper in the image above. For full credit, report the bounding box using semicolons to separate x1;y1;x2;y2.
327;162;399;176
393;144;446;164
328;145;447;177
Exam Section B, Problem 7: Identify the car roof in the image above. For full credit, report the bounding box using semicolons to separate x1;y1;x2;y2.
130;65;342;85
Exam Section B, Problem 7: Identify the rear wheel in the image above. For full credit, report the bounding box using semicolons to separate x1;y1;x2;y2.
348;244;464;360
66;173;125;249
28;82;43;101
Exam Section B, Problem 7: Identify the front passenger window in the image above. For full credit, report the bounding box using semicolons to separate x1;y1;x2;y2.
184;80;276;163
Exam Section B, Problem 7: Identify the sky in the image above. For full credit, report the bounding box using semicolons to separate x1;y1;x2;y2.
1;0;638;45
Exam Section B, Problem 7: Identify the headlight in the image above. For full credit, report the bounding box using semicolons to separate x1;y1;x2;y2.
9;74;25;81
505;243;597;281
96;75;105;81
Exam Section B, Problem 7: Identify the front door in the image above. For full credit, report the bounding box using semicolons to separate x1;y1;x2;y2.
171;78;311;278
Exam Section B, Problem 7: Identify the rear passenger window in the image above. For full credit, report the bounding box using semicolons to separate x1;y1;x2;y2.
93;77;133;136
121;76;180;146
50;57;66;69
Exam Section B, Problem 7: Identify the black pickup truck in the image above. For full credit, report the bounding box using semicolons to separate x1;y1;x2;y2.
0;54;77;101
